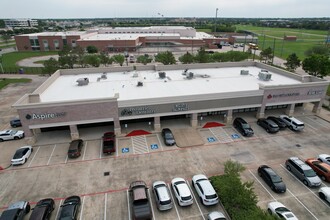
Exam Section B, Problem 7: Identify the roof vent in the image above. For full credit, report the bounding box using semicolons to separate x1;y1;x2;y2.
132;72;139;78
186;72;194;79
137;81;143;87
76;78;89;86
159;71;166;79
101;72;107;79
258;70;272;81
240;70;249;75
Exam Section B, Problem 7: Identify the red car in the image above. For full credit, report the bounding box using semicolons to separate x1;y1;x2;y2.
305;158;330;182
102;132;116;154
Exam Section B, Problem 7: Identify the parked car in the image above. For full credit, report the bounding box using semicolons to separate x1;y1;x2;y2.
0;130;24;142
29;198;55;220
129;181;152;220
317;154;330;165
161;128;176;146
266;116;287;129
58;196;81;220
0;201;30;220
10;118;22;128
279;115;304;131
152;181;173;211
207;211;226;220
305;158;330;182
192;174;219;206
258;165;286;193
285;157;321;187
318;187;330;202
233;117;254;137
171;177;193;206
67;139;83;158
11;146;33;165
267;201;298;220
102;132;116;154
257;118;279;133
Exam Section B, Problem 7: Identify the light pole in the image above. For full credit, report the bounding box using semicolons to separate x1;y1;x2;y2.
214;8;219;33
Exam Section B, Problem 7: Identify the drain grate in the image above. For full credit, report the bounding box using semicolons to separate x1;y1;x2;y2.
104;172;110;176
296;144;301;148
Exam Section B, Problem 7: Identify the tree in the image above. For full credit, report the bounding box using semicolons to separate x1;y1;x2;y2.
112;54;125;66
259;47;273;63
99;52;110;66
86;45;98;54
194;47;210;63
58;46;77;69
305;45;330;57
155;51;176;65
136;54;152;65
83;55;100;67
1;34;11;44
179;52;194;64
43;58;59;74
302;54;330;78
284;53;301;72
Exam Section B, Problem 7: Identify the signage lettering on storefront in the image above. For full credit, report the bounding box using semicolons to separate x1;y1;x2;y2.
267;92;300;99
172;103;189;112
26;112;66;120
307;90;323;95
121;106;155;116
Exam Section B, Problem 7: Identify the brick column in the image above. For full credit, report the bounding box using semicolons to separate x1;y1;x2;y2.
113;117;121;136
312;101;322;115
70;124;79;140
190;113;198;127
256;105;266;119
224;109;233;124
154;116;161;132
285;104;295;116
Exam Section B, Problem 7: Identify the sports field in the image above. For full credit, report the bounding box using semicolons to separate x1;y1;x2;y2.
235;25;328;60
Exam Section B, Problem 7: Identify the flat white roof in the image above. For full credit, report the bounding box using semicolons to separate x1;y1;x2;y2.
80;33;180;41
22;31;85;37
40;67;301;103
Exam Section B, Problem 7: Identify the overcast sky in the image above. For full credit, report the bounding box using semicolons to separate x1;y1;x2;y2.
1;0;329;19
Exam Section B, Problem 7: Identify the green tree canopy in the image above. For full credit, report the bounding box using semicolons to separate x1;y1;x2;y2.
86;45;98;54
112;54;125;66
179;52;194;64
305;45;330;57
155;51;176;65
284;53;301;72
302;54;330;78
259;47;273;63
83;54;101;67
137;54;152;65
194;47;210;63
43;58;59;74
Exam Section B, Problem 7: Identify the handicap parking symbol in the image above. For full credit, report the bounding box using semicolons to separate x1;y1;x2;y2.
231;134;240;139
207;137;216;143
122;148;129;153
151;144;158;150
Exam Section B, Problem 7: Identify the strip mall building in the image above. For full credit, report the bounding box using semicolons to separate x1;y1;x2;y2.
13;62;329;144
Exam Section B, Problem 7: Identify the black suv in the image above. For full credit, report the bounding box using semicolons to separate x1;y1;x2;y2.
10;119;22;128
258;165;286;193
257;118;279;133
161;128;176;146
29;198;55;220
266;116;287;129
233;117;254;137
68;139;83;158
58;196;81;220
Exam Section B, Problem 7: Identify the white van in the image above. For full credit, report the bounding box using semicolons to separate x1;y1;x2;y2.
279;115;304;131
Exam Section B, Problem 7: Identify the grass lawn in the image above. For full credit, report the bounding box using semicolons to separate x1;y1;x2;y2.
196;28;212;33
1;51;58;69
0;78;32;90
0;43;16;49
235;25;328;59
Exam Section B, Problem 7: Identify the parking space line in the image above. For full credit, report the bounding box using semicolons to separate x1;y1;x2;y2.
104;193;107;220
79;196;85;220
28;146;40;167
187;182;205;220
280;164;329;206
116;138;119;157
287;189;319;220
147;189;156;220
167;183;181;220
55;199;63;220
47;144;56;165
248;170;277;201
65;155;68;164
156;134;164;151
82;141;88;160
144;136;149;153
302;117;330;129
99;139;103;159
304;122;318;131
127;190;131;220
131;138;134;154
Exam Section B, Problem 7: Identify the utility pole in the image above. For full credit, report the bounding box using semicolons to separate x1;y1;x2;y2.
214;8;219;33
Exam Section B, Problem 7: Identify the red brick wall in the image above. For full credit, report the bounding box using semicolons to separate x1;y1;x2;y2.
15;36;32;51
38;36;63;51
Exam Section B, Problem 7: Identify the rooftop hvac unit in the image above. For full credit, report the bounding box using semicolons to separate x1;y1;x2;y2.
101;72;107;79
76;78;89;86
240;70;249;75
186;72;194;79
137;81;143;87
159;71;166;79
258;70;272;81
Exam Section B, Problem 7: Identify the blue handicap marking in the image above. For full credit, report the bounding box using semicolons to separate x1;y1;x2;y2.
122;148;129;153
207;137;216;143
231;134;240;139
151;144;158;150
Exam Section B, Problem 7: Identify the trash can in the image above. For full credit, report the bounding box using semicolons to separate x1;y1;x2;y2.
19;68;24;74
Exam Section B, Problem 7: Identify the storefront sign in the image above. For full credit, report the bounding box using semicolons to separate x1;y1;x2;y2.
307;90;323;96
267;92;300;99
172;103;189;112
26;112;66;120
121;106;155;116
